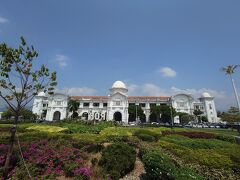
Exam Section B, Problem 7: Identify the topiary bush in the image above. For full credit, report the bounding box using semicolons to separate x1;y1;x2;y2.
134;129;160;142
99;142;136;180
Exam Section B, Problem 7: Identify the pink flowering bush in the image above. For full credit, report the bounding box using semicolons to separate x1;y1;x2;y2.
2;138;92;179
73;167;91;179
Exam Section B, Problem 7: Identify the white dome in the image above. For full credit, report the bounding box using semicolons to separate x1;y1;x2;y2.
201;92;212;98
37;92;46;97
112;81;127;89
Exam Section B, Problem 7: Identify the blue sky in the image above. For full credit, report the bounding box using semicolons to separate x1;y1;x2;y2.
0;0;240;110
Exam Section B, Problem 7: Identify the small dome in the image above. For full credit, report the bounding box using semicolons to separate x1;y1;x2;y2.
112;81;127;89
37;92;46;97
201;92;212;98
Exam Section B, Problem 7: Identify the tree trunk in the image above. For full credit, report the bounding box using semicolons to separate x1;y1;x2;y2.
2;115;18;179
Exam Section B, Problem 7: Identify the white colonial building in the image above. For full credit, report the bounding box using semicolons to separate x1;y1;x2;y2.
32;80;219;123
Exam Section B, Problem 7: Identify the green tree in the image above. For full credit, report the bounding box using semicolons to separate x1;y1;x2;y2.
128;104;146;122
2;108;36;121
201;116;208;123
0;37;57;178
20;108;37;120
150;105;176;123
180;114;194;125
175;112;195;125
221;106;240;123
193;109;203;122
68;99;80;119
222;65;240;111
1;108;12;119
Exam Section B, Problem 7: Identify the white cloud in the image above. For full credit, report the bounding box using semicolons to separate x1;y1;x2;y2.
126;82;233;111
127;84;139;95
0;16;9;23
59;87;97;96
55;54;69;67
170;86;227;99
142;84;169;96
159;67;176;77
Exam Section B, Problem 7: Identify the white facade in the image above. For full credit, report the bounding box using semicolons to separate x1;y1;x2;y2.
199;93;218;123
32;80;219;123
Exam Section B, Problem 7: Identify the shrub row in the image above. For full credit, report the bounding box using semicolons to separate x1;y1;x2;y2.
162;130;237;143
142;151;205;180
162;130;215;139
134;129;161;142
56;121;117;134
215;134;236;143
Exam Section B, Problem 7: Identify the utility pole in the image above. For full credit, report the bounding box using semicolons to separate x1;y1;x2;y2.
230;75;240;112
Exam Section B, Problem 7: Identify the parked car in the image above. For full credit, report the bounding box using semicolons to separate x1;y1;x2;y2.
184;124;192;128
202;124;208;128
129;121;137;126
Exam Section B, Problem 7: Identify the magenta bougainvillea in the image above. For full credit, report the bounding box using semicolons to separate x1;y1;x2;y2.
73;167;92;178
0;139;92;179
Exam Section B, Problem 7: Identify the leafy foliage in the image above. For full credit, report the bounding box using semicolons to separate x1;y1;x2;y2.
99;143;136;180
68;99;80;118
150;105;176;123
128;104;146;122
193;109;203;121
221;106;240;123
1;108;37;121
0;37;57;119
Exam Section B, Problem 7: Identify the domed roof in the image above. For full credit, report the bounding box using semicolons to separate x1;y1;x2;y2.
201;92;212;98
112;81;127;89
37;92;46;97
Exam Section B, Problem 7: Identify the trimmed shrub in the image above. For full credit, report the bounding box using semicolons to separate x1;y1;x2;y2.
160;135;236;150
126;136;141;148
106;135;128;142
99;142;136;180
215;134;236;143
85;143;103;153
26;125;69;133
162;130;215;139
138;134;155;142
142;151;205;180
134;129;161;142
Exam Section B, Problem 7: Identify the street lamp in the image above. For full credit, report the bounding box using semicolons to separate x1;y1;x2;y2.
170;100;174;127
136;103;139;122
